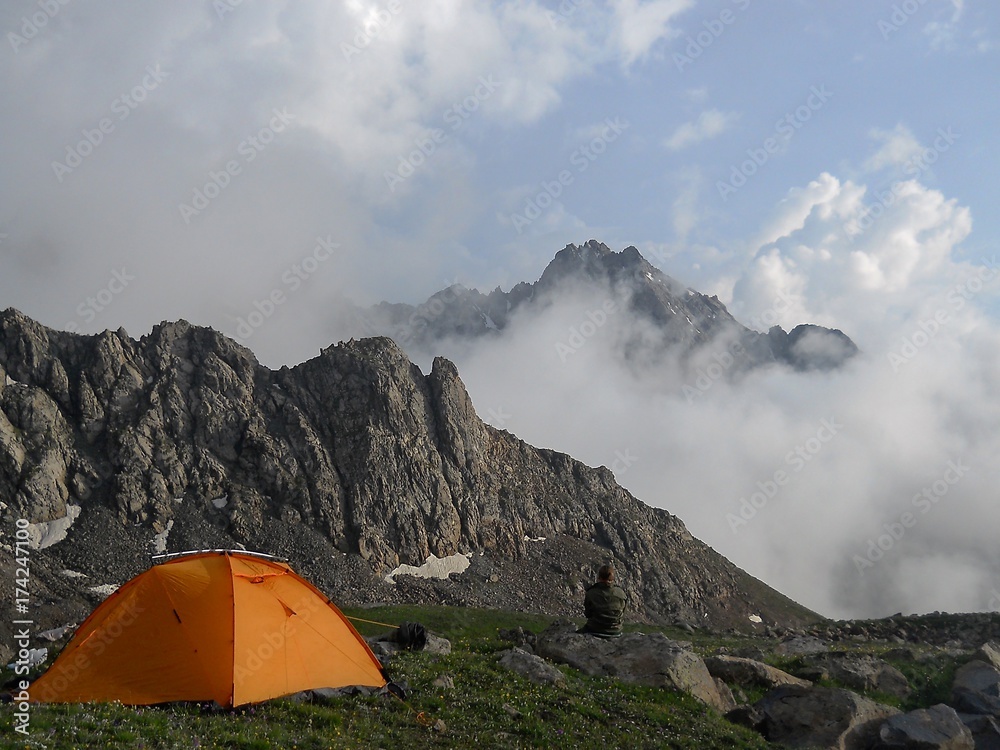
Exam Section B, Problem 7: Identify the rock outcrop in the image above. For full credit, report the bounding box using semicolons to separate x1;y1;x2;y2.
873;704;974;749
704;654;811;690
754;684;900;749
534;627;733;712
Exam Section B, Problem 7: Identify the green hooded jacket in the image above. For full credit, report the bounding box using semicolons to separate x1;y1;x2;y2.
583;581;626;635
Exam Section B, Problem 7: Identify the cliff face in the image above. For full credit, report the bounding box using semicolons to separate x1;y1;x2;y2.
0;308;816;638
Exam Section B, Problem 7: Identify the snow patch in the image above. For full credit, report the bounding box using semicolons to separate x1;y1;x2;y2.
150;520;174;555
212;494;228;509
644;272;653;281
27;504;82;550
748;614;763;624
523;535;546;543
88;584;120;599
60;569;88;579
385;552;472;584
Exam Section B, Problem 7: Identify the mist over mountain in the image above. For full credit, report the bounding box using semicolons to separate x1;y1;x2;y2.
334;241;999;621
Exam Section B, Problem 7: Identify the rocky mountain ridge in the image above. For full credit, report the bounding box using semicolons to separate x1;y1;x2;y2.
0;307;816;662
354;240;858;373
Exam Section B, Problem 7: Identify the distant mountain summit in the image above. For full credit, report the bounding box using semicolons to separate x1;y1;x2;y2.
355;240;858;374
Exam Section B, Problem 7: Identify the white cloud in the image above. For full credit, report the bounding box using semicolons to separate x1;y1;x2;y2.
922;0;967;51
737;172;975;336
863;124;923;173
664;109;740;151
609;0;696;65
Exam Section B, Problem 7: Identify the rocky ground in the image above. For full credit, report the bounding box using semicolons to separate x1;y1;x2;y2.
495;619;1000;749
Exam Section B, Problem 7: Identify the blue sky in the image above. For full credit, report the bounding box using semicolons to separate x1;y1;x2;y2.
2;1;999;618
2;0;997;350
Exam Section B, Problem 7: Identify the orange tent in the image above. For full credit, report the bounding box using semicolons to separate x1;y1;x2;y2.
31;550;388;706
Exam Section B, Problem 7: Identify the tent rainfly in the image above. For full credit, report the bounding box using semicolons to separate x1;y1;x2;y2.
30;550;388;706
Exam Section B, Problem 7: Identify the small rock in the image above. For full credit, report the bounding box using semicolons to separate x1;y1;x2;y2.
432;675;455;690
725;704;765;732
498;647;566;687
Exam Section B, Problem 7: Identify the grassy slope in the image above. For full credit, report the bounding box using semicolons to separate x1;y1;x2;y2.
1;604;967;749
3;605;770;750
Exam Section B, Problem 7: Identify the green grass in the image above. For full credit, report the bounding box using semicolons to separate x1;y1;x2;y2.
2;604;771;750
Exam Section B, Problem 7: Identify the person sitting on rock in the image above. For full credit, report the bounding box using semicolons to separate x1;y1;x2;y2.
580;564;626;638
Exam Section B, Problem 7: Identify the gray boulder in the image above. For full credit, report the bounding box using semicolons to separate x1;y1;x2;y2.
705;654;811;689
535;628;728;711
959;713;1000;749
952;660;1000;716
873;704;974;749
811;653;911;699
976;642;1000;671
755;684;900;749
497;648;566;687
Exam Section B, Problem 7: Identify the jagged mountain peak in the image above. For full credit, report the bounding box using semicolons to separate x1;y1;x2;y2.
540;240;660;290
354;241;857;374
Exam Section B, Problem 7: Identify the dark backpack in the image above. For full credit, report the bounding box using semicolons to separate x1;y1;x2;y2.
394;621;427;651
